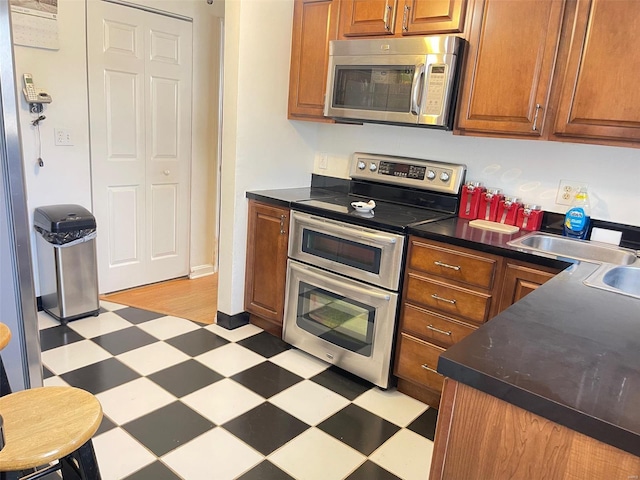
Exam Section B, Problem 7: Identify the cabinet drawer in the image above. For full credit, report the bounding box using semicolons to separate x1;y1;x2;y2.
405;273;492;324
408;238;500;290
402;302;476;348
395;333;445;394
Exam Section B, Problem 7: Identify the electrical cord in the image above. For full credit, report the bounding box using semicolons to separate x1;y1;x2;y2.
31;114;45;167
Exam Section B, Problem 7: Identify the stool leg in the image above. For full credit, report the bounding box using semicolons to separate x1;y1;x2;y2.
60;439;101;480
0;357;11;397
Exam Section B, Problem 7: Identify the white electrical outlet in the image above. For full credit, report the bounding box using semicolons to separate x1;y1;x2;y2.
556;180;588;206
54;128;73;146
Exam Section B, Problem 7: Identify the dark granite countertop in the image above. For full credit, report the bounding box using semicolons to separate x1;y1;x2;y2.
246;185;640;457
246;186;338;208
437;261;640;457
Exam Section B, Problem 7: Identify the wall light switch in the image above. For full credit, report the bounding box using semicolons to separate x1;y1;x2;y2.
319;153;328;170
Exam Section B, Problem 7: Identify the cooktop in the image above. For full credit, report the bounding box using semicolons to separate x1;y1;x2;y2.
291;153;467;233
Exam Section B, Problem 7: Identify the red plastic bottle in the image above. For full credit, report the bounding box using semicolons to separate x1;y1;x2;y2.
516;204;544;231
477;188;504;222
459;182;485;220
496;196;522;225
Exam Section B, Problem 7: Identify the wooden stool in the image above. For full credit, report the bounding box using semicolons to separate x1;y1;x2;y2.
0;324;11;396
0;321;103;480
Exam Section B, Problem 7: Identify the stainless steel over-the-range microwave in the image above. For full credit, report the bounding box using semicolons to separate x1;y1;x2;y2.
324;36;464;129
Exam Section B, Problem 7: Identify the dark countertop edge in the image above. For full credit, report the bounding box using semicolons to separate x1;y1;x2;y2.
246;191;291;209
438;355;640;458
408;218;572;271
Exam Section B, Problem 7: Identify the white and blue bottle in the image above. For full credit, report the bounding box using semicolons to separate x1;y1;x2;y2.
563;187;591;239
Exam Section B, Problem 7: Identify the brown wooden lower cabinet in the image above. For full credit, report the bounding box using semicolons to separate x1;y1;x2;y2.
244;200;290;337
395;236;563;408
430;379;640;479
498;259;559;313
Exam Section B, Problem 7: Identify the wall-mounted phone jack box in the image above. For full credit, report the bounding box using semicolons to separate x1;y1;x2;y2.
29;103;44;114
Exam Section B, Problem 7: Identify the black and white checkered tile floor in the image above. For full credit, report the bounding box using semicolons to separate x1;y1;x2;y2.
38;301;437;480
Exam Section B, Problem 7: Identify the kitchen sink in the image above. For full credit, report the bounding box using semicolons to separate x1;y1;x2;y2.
507;232;638;265
584;265;640;300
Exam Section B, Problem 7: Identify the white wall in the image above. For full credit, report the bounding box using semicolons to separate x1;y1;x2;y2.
217;0;317;315
13;0;222;294
313;124;640;227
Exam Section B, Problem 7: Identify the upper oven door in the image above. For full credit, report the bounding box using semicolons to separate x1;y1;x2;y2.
288;211;404;290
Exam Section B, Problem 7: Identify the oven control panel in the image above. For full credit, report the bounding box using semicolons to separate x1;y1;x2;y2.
350;152;466;195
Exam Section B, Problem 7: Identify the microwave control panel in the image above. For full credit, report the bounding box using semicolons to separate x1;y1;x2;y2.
350;153;466;195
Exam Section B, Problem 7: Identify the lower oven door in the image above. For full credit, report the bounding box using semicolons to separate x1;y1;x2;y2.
289;211;405;290
283;259;399;389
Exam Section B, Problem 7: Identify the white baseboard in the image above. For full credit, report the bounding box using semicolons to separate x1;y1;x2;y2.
189;264;216;279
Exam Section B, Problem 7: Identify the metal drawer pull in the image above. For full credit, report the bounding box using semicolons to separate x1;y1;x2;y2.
421;364;438;374
434;261;461;271
532;103;542;131
279;215;287;235
427;324;452;336
431;294;456;305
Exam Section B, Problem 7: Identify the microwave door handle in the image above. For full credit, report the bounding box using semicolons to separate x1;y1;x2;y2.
410;63;425;116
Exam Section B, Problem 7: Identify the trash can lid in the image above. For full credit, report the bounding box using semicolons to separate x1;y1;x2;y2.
34;204;96;233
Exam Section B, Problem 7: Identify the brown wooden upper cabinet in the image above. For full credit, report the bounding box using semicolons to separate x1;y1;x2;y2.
338;0;466;38
552;0;640;143
457;0;640;147
288;0;339;121
456;0;565;136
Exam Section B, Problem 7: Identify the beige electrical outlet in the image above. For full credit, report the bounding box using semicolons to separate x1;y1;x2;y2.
556;180;588;206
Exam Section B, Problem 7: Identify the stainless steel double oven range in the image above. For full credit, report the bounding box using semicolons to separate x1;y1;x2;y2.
283;153;466;389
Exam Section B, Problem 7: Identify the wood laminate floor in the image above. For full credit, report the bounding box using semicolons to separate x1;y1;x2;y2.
101;274;217;324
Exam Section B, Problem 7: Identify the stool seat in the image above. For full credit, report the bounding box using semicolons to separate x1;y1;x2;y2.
0;386;102;472
0;324;10;351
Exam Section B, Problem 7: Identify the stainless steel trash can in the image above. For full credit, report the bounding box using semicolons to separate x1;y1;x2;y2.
34;205;99;323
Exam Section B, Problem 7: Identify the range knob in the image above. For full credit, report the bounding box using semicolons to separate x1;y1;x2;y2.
357;161;366;170
440;172;450;182
426;170;436;180
369;163;377;172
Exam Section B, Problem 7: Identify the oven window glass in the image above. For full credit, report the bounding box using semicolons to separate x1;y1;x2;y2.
296;282;375;357
302;229;382;274
332;66;414;112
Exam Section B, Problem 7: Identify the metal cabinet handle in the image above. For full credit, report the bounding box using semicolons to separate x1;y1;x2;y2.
421;364;438;374
402;5;409;31
434;261;461;271
427;324;452;336
279;214;287;235
431;293;456;305
532;103;542;131
383;1;392;31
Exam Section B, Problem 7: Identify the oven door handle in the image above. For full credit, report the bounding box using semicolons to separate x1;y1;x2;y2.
296;214;399;245
290;261;392;301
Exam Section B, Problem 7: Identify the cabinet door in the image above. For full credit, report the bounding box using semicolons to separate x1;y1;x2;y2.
498;260;558;313
400;0;466;35
288;0;339;121
553;0;640;142
456;0;565;135
244;201;290;325
339;0;398;37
